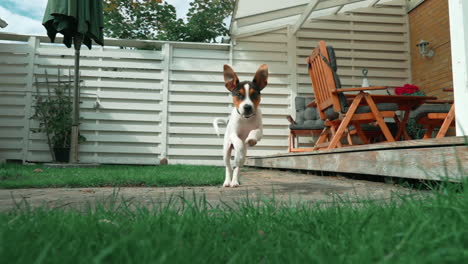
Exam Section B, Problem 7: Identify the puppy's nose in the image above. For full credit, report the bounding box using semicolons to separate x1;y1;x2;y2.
243;104;253;112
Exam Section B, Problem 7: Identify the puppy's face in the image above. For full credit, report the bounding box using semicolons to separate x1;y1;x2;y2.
223;64;268;118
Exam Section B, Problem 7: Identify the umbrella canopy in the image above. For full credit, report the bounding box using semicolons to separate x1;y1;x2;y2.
42;0;104;50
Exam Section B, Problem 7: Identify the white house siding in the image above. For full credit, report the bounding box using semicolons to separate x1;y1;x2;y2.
295;0;410;97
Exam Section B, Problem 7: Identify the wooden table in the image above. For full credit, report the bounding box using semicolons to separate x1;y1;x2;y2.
345;94;438;140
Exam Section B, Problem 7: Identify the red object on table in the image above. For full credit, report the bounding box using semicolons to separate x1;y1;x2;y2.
395;84;420;95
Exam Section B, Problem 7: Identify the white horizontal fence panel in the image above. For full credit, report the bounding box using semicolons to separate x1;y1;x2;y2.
0;40;33;162
167;46;230;165
296;0;410;97
0;32;292;165
231;28;292;159
27;41;165;164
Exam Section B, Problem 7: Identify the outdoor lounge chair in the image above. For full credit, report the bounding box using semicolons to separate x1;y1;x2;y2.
306;41;399;149
287;97;324;152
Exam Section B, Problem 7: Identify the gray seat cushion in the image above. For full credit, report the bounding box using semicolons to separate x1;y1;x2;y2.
290;96;324;130
290;119;324;130
410;104;452;121
324;103;399;120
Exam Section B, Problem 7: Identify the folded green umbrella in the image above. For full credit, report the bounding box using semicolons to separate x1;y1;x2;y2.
42;0;104;49
42;0;104;163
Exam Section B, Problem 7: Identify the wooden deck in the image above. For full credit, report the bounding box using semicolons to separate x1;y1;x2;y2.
246;137;468;182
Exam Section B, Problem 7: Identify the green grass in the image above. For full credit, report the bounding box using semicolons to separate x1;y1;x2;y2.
1;182;467;263
0;164;224;188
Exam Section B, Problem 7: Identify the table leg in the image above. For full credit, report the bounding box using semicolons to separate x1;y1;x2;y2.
395;108;411;140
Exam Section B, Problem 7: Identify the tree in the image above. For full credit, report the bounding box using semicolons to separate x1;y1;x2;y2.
184;0;235;42
103;0;235;42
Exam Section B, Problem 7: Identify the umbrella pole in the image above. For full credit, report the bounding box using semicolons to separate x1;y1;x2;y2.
70;34;82;163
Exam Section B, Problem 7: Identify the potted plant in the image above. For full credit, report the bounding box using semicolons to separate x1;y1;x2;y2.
31;69;84;162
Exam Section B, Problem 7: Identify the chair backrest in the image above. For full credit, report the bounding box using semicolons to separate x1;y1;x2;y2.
306;41;342;120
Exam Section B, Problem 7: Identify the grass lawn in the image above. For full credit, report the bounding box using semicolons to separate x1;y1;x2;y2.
1;182;467;263
0;164;224;188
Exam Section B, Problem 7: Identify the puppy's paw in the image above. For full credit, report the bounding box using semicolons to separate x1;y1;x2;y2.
230;181;240;188
223;180;231;187
246;138;257;147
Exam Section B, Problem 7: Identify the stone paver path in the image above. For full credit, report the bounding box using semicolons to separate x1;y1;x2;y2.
0;168;422;211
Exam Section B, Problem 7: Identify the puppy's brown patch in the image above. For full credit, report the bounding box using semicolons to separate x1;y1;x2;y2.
232;96;242;108
249;88;261;108
232;86;246;109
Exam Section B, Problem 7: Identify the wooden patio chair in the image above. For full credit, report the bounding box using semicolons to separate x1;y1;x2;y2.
306;41;399;149
287;97;324;152
411;102;455;138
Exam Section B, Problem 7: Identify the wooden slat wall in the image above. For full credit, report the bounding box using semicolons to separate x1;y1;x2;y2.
296;0;410;97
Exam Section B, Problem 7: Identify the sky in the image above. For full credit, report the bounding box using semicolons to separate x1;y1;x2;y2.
0;0;192;36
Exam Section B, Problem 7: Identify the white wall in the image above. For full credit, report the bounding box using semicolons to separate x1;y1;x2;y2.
295;0;410;98
448;0;468;136
229;1;410;148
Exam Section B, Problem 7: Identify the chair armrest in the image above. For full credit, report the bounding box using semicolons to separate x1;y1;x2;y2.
306;100;317;107
443;88;453;92
286;115;295;125
335;86;387;93
427;113;448;119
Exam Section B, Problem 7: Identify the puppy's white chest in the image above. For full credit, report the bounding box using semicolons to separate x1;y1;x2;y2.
235;118;259;140
226;108;262;140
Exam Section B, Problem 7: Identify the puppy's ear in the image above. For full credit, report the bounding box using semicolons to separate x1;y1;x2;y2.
223;64;239;91
253;64;268;90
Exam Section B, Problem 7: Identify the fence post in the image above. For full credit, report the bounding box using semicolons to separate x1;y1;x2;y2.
160;42;171;161
22;36;39;163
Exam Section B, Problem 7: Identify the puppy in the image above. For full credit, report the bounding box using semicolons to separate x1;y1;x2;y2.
213;64;268;187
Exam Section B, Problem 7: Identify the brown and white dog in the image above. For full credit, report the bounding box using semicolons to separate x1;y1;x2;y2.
213;64;268;187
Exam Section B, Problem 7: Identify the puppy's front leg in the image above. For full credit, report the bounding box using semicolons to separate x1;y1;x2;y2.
245;128;263;147
222;141;233;187
230;134;246;187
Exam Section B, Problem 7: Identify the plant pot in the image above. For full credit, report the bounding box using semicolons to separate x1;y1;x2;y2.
53;147;70;163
